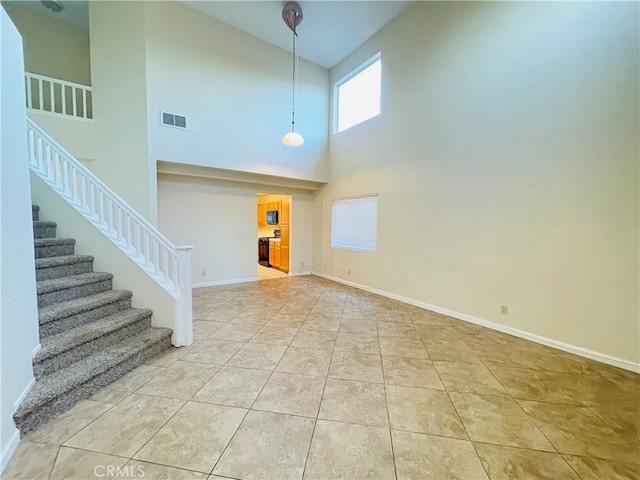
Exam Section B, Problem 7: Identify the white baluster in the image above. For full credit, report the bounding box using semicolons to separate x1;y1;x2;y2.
162;248;169;283
80;172;87;209
72;87;77;117
38;78;43;111
63;158;70;195
154;239;160;273
49;81;54;112
26;76;32;109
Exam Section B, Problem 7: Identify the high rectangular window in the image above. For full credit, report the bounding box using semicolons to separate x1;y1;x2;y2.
334;54;381;133
331;194;378;252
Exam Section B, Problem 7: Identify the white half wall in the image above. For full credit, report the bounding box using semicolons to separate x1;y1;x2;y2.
158;174;314;285
0;8;40;470
315;2;640;365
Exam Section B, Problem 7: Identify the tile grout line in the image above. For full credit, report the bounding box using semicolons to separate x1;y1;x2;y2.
53;364;168;451
209;287;322;479
300;287;343;480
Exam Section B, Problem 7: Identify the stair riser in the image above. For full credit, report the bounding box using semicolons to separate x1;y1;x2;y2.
34;315;152;378
33;225;56;239
36;261;94;281
14;335;171;436
35;244;75;259
40;298;132;338
38;280;113;308
32;206;39;221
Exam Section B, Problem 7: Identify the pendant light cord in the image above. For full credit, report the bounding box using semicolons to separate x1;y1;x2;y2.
291;29;297;132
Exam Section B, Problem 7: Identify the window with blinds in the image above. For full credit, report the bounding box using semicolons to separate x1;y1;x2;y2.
331;194;378;252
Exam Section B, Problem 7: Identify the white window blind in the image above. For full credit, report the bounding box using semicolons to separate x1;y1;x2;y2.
331;195;378;252
335;54;381;133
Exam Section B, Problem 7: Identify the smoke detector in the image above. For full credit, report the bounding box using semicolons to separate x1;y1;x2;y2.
41;1;64;13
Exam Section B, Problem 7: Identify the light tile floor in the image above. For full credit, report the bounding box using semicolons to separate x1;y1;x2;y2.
4;275;640;480
257;264;288;280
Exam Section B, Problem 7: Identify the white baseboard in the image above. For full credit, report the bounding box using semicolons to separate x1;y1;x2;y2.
311;272;640;373
1;428;21;473
289;271;312;277
193;277;259;288
13;377;36;410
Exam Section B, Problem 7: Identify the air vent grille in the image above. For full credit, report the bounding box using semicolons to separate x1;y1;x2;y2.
161;111;187;129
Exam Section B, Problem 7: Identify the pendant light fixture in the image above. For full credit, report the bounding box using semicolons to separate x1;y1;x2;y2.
282;1;304;147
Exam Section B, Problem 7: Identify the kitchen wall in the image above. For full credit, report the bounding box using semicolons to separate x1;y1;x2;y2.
144;1;330;184
1;3;91;85
314;1;640;366
158;176;314;286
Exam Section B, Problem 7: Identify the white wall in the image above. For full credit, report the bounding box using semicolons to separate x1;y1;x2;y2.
1;3;91;85
0;8;40;470
88;1;152;218
158;175;314;285
314;2;640;365
144;1;329;183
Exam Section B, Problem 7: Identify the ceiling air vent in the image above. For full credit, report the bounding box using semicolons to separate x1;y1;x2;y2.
161;111;187;129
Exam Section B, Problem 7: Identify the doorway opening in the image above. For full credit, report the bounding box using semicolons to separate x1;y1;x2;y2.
257;193;291;280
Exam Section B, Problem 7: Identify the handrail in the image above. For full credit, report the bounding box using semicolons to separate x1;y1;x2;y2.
26;119;193;346
25;72;93;120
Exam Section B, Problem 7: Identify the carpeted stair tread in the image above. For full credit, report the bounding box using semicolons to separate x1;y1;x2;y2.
39;290;133;325
35;308;154;363
34;238;76;247
15;327;172;417
33;221;57;228
34;238;76;259
37;272;113;295
35;255;94;269
32;205;39;221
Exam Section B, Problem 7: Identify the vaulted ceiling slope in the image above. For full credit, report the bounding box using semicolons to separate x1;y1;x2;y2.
181;1;411;69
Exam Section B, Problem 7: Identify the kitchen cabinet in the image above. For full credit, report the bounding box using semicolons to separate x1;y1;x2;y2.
257;204;266;226
269;241;275;267
280;225;289;272
281;197;290;224
274;243;281;268
269;240;281;269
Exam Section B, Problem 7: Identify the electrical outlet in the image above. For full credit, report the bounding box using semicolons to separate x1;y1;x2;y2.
500;305;508;315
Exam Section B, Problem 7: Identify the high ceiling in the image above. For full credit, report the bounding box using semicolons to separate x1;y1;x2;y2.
3;1;411;69
182;1;411;69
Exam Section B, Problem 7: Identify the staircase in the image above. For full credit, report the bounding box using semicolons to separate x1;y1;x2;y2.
14;205;173;435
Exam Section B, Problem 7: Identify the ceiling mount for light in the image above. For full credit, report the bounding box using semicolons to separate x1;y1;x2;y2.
281;1;304;147
41;0;64;13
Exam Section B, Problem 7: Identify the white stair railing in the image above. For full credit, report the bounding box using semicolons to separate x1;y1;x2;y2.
26;119;193;346
25;73;93;120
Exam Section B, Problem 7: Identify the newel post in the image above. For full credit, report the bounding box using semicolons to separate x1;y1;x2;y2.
173;245;195;347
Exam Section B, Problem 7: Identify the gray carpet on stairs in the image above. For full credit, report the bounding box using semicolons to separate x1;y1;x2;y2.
13;205;173;436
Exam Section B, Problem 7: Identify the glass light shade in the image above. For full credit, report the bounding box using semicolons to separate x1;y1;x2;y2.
282;131;304;147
